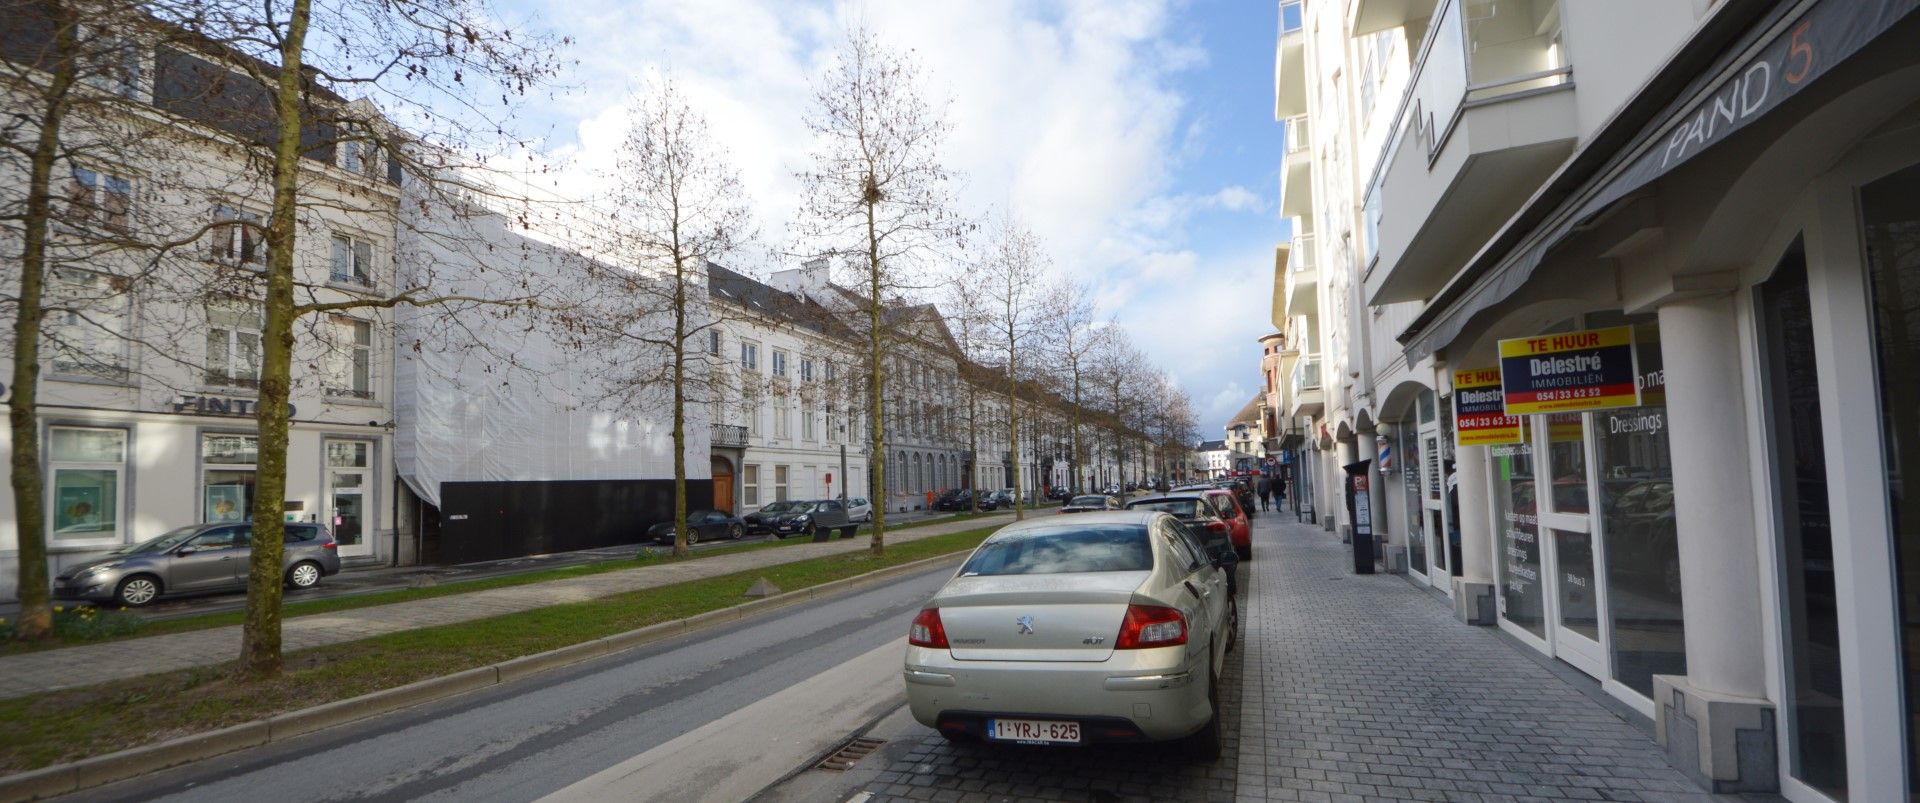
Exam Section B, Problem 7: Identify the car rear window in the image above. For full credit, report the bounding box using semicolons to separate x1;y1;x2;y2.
286;525;319;542
958;525;1152;576
1069;495;1109;507
1128;498;1201;518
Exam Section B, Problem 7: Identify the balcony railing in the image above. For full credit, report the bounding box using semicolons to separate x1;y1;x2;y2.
1283;114;1309;156
1402;0;1570;163
1290;233;1315;273
711;423;748;448
1290;357;1322;397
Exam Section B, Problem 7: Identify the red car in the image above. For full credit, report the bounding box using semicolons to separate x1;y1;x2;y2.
1201;488;1252;560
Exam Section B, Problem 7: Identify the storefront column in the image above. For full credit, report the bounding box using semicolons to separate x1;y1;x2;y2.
1451;443;1496;624
1333;437;1355;539
1357;429;1400;572
1651;294;1777;793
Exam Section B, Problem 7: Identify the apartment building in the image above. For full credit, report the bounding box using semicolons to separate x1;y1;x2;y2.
0;18;407;599
1273;0;1920;797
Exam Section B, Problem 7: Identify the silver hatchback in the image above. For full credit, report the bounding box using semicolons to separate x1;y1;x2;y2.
903;511;1238;758
53;522;342;607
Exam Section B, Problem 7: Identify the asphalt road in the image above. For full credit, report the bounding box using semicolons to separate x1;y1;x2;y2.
58;563;956;803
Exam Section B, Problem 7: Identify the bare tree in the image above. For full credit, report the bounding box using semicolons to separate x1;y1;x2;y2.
1038;279;1111;497
975;216;1048;521
152;0;565;678
587;79;754;558
793;26;967;555
940;265;993;512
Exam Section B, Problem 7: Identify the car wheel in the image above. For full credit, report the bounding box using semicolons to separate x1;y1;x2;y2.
1225;597;1240;654
686;530;700;546
286;561;323;590
1184;649;1223;761
803;524;817;539
729;524;744;540
115;574;161;607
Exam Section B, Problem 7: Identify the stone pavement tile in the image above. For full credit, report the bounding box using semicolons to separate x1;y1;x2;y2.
1229;516;1755;803
0;513;1012;699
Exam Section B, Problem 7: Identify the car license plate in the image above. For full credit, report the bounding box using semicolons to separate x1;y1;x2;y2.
987;718;1080;744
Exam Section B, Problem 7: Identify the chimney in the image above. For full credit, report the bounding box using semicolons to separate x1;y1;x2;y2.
769;258;833;298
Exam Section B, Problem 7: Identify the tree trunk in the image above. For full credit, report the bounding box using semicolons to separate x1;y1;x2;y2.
7;0;80;643
1008;353;1023;522
239;0;313;679
671;254;689;559
866;195;886;556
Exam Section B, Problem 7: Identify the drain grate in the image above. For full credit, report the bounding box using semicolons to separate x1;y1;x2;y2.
814;736;886;771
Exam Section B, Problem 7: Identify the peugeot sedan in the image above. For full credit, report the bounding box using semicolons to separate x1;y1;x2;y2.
53;522;341;607
902;511;1238;758
1060;494;1123;514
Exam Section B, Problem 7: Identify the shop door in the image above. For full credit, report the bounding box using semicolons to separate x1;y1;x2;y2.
325;440;373;558
1539;413;1607;679
1421;429;1451;592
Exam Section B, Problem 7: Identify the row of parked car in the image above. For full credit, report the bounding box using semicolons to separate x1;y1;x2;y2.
646;497;877;544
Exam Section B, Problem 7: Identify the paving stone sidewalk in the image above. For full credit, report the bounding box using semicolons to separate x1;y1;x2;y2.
0;513;1012;701
1234;517;1733;803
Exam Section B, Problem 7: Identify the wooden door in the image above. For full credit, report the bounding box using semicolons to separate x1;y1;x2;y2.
711;456;735;514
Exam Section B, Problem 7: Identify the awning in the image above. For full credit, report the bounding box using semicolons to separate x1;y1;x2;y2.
1400;0;1920;362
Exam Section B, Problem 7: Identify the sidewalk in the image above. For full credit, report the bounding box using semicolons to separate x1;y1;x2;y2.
0;513;1013;701
1234;516;1728;802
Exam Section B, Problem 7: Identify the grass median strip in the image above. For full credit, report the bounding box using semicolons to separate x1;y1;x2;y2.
0;524;998;774
0;511;1003;658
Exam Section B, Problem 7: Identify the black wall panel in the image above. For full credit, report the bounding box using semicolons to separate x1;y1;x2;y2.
437;479;713;564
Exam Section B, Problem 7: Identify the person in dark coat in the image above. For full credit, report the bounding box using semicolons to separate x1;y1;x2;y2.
1255;475;1273;511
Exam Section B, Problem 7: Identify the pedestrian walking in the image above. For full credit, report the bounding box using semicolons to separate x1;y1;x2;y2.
1256;475;1272;511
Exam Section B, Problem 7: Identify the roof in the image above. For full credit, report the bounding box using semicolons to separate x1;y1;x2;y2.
1227;395;1262;426
1197;440;1228;452
706;263;854;339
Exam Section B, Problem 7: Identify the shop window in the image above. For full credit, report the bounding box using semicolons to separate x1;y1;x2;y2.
325;441;370;550
204;299;262;387
202;433;258;522
45;268;131;381
48;426;126;543
743;464;760;506
1545;413;1589;514
1860;164;1920;798
1492;419;1545;636
1594;317;1685;699
1400;420;1427;575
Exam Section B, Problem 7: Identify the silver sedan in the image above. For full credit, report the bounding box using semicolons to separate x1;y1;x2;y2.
902;510;1239;758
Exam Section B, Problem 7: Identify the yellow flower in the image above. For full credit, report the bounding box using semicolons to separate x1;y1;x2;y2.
53;606;63;613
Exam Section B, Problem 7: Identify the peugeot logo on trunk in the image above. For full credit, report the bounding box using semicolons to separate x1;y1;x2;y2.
1016;615;1035;634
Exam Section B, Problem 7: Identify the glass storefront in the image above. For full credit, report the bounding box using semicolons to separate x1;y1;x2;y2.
203;433;258;522
1859;165;1919;801
49;427;126;542
1595;319;1685;699
1401;418;1427;575
1493;419;1545;637
326;440;370;550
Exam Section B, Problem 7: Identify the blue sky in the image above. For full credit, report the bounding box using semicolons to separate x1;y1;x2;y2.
490;0;1287;438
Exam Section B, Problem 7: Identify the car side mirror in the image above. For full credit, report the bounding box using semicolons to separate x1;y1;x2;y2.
176;547;197;557
1212;551;1239;568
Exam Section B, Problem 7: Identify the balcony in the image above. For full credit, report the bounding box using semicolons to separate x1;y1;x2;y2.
1280;114;1313;220
711;423;748;448
1283;232;1318;319
1288;356;1324;417
1365;0;1577;306
1273;0;1307;119
1349;0;1432;37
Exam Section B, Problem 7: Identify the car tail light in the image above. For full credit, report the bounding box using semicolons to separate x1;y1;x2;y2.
909;608;948;648
322;540;338;550
1115;604;1187;649
1205;521;1228;532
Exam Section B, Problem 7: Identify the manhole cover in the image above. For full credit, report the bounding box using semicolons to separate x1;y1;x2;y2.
815;736;886;771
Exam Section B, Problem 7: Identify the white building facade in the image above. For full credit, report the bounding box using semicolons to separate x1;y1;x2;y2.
1275;0;1920;797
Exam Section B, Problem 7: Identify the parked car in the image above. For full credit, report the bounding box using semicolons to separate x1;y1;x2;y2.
1060;494;1123;514
935;490;976;512
742;500;804;535
53;522;341;607
1046;486;1075;502
1199;489;1253;560
647;509;744;545
769;499;860;540
978;490;1015;511
1125;493;1237;595
903;511;1238;757
846;497;874;523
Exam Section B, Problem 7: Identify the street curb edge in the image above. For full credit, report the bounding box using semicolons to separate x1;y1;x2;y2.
0;546;970;803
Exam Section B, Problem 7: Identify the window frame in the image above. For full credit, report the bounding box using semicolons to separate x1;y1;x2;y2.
203;299;264;389
329;232;377;289
323;315;375;400
44;267;132;383
209;204;264;269
45;425;129;547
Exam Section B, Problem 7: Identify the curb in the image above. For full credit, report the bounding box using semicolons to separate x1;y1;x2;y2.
0;548;970;803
